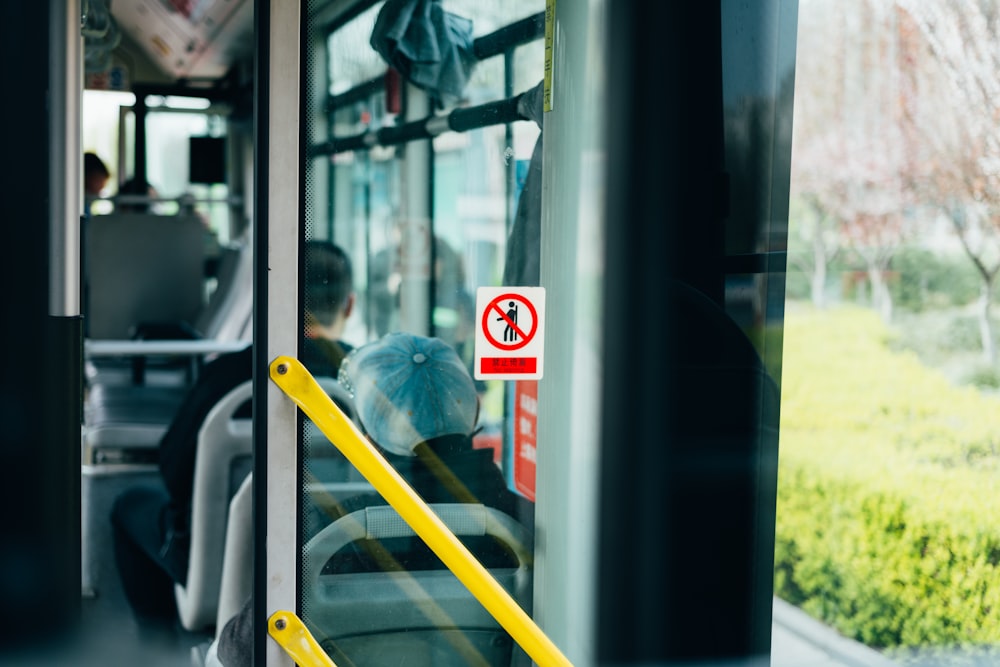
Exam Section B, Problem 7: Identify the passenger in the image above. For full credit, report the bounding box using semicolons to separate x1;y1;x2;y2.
82;152;111;333
213;332;534;666
110;240;356;621
84;151;110;197
115;177;159;213
332;331;531;525
83;152;111;214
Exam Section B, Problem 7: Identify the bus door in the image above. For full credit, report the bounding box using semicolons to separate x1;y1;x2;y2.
256;1;795;666
257;0;593;664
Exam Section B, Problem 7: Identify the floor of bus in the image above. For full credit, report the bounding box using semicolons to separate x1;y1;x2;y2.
52;461;214;667
0;598;209;667
11;447;984;667
3;590;981;666
0;600;888;667
0;532;208;667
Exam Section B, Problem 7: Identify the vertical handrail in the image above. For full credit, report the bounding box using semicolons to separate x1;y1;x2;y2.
49;0;82;317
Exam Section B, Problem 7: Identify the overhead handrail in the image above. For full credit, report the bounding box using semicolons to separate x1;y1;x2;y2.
472;11;545;60
326;11;545;113
84;339;249;357
87;195;245;205
317;10;545;156
311;93;526;157
269;355;573;667
328;75;385;112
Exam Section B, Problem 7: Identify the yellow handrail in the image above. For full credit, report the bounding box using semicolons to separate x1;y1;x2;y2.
270;355;573;667
268;610;338;667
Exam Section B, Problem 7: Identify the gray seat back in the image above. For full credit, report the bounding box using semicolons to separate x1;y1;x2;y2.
188;376;359;634
175;379;253;632
86;212;207;339
303;503;533;667
197;228;253;342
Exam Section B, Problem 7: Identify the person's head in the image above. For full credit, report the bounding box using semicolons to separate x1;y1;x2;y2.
339;333;479;457
305;240;355;340
116;177;158;213
84;152;110;197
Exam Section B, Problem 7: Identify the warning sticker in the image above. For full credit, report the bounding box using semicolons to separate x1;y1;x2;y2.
474;286;545;380
513;380;538;500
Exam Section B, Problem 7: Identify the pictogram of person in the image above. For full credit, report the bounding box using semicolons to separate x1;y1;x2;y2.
497;300;518;342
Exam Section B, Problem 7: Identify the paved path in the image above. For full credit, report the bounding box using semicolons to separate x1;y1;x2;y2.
771;598;898;667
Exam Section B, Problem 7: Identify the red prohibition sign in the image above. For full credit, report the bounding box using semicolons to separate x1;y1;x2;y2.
482;293;538;351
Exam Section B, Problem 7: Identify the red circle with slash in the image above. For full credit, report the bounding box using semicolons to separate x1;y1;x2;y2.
482;293;538;351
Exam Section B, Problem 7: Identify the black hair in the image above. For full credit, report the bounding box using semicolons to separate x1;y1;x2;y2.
305;240;354;326
84;152;110;178
116;177;155;213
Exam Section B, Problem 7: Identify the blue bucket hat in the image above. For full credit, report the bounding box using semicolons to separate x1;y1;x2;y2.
339;333;478;456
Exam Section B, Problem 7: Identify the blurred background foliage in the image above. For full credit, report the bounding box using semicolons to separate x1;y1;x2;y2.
776;305;1000;654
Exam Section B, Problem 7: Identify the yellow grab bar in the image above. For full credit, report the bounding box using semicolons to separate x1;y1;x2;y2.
268;609;338;667
270;355;573;667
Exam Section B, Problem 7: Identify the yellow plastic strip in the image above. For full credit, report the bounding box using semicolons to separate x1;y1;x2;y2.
270;356;573;667
543;0;556;112
268;609;338;667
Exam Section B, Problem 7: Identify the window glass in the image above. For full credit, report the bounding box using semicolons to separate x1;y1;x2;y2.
300;1;544;661
777;1;1000;664
82;90;135;214
441;0;542;35
143;108;231;243
327;2;387;95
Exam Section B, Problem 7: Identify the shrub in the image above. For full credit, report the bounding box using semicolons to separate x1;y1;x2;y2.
776;305;1000;652
964;365;1000;391
776;465;1000;649
889;247;981;312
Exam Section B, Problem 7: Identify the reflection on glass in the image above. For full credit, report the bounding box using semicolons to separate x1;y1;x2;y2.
143;111;231;242
302;1;545;662
777;1;1000;664
300;334;535;665
327;3;387;95
442;0;542;35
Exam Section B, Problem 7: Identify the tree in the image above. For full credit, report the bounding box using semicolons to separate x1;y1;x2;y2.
791;0;910;320
789;0;848;309
787;191;841;308
896;0;1000;365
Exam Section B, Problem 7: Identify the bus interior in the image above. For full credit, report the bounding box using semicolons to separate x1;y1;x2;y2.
1;1;796;666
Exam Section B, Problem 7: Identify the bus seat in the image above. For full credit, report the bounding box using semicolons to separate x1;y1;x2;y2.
84;227;253;390
86;212;207;340
83;384;186;464
194;234;246;340
215;473;252;636
198;228;253;345
82;227;254;464
212;475;381;641
179;376;359;633
175;379;253;632
302;503;533;667
212;378;365;635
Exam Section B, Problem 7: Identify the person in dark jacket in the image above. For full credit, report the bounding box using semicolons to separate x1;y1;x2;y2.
214;332;534;665
110;240;355;621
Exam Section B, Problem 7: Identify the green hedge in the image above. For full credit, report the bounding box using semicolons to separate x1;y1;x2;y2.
889;247;981;312
776;305;1000;651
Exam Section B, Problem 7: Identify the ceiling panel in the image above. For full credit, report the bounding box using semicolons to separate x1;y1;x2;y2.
111;0;253;82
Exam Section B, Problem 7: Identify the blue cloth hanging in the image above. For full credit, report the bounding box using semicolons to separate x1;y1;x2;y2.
370;0;477;104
